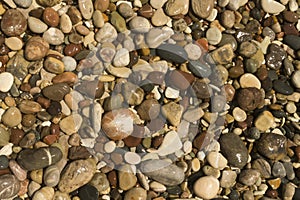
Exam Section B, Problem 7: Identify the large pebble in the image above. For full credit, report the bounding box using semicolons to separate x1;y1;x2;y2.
2;107;22;127
240;73;261;89
261;0;285;14
42;83;71;101
165;0;189;16
156;131;182;156
193;176;219;199
211;44;234;64
110;11;127;32
239;169;260;186
220;170;237;188
191;0;214;18
32;187;54;200
161;102;184;126
5;37;23;51
58;159;96;193
124;187;147;200
44;165;60;187
14;0;32;8
0;72;14;92
118;164;137;191
44;57;65;74
93;10;104;28
129;16;151;33
146;28;172;48
292;70;300;88
256;133;287;160
59;114;83;135
25;36;49;61
17;147;62;171
141;160;185;186
237;87;264;111
151;8;170;27
137;99;160;121
28;17;48;34
207;151;228;170
79;0;94;20
43;28;64;45
60;14;73;34
113;48;130;67
0;174;20;199
157;44;188;64
283;35;300;51
206;27;222;45
219;132;249;169
89;173;110;194
1;9;27;36
9;160;27;181
254;111;274;132
188;60;211;78
95;23;118;43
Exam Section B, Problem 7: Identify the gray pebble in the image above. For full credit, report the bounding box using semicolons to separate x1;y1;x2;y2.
272;162;286;178
14;0;33;8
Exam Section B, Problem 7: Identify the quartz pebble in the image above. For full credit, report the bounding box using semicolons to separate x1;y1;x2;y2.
261;0;285;14
240;73;261;89
43;28;64;45
0;174;20;199
193;176;219;199
0;72;14;92
207;151;228;170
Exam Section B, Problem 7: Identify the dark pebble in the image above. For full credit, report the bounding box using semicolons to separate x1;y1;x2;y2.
192;79;212;99
156;44;188;64
237;88;264;111
46;101;62;116
245;127;261;140
78;184;99;200
167;185;182;195
283;35;300;51
252;158;271;178
188;60;212;78
42;83;71;101
273;80;294;95
228;190;240;200
1;9;27;36
68;146;91;160
0;155;9;170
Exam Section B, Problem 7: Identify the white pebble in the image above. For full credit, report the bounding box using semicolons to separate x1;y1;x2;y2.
165;87;180;99
232;107;247;122
183;141;193;154
184;43;201;60
104;141;116;153
261;0;285;14
62;56;77;71
0;72;14;92
207;151;228;170
206;27;222;45
289;0;298;12
124;152;141;165
156;131;182;156
239;73;261;89
113;48;130;67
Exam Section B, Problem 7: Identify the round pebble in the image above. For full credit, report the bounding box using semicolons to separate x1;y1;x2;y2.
206;27;222;45
193;176;219;199
124;152;141;165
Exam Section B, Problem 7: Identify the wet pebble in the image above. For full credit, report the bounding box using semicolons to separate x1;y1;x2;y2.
118;164;137;191
42;83;71;101
24;36;49;61
0;72;14;92
157;44;188;64
2;107;22;127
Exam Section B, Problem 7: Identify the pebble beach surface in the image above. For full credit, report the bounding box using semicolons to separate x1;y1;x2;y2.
0;0;299;199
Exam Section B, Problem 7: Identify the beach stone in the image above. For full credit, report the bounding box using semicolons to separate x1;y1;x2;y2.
89;173;110;194
283;35;300;51
78;184;98;200
129;16;151;33
191;0;214;18
0;127;9;146
162;102;184;126
36;0;61;7
232;107;247;122
124;187;147;200
137;99;160;121
188;60;212;78
240;73;261;89
239;169;260;186
139;4;154;18
1;9;27;36
42;83;71;101
184;43;201;60
43;28;64;45
113;48;130;67
292;70;300;88
219;132;249;169
75;80;104;99
17;147;62;171
44;165;60;187
252;159;271;178
79;0;93;20
273;80;294;95
32;187;54;200
256;133;287;160
28;17;48;34
0;174;20;199
118;3;134;18
156;44;188;64
156;131;182;156
0;72;14;92
95;23;118;43
5;37;23;51
102;108;134;140
25;36;49;61
219;34;238;51
211;44;234;64
239;41;257;57
14;0;32;8
93;10;104;28
2;107;21;127
43;7;59;27
58;159;96;193
59;114;82;135
237;87;264;111
141;160;185;186
94;0;109;12
60;14;73;34
254;111;274;132
118;164;137;191
67;6;82;25
44;57;65;74
150;0;167;9
110;11;127;32
220;170;237;188
272;162;286;178
221;10;235;28
207;151;228;170
165;0;189;16
0;155;9;169
53;191;71;200
261;0;285;14
206;27;222;45
9;160;27;181
151;8;169;27
193;176;219;199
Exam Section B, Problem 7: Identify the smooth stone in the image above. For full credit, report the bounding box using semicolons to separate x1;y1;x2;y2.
28;181;41;197
59;114;82;135
124;187;147;200
150;0;167;9
9;160;27;181
184;43;201;60
183;107;204;122
25;36;49;61
89;173;110;194
75;80;104;99
292;70;300;88
157;44;188;64
191;0;214;18
36;0;61;7
53;191;71;200
156;131;182;156
78;184;99;200
137;99;160;121
219;132;249;169
13;0;32;8
1;9;27;36
0;155;9;169
254;111;275;132
118;3;134;18
272;162;286;178
221;10;235;28
151;8;170;27
207;151;228;170
256;133;287;160
2;107;22;127
110;11;127;32
239;169;260;186
0;72;14;92
94;0;109;12
93;10;104;28
228;0;247;10
240;73;261;89
237;87;264;111
232;107;247;122
118;164;137;191
283;35;300;51
161;102;184;126
44;165;60;187
5;37;23;51
59;159;96;193
129;16;151;33
124;152;141;165
220;170;237;188
261;0;285;14
106;65;132;78
28;17;48;34
113;48;130;67
188;60;211;78
218;34;238;51
165;0;189;16
60;14;72;34
283;162;295;180
95;23;118;43
79;0;93;20
273;80;294;95
0;174;20;199
146;28;172;48
252;159;271;178
43;28;64;45
211;44;234;64
193;176;219;199
42;83;71;101
141;160;185;186
32;187;54;200
17;147;63;171
102;108;134;140
42;7;59;27
206;27;222;45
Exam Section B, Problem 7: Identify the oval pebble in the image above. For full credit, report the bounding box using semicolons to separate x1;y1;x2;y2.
124;152;141;165
28;17;48;34
5;37;23;51
0;174;20;199
43;28;64;45
193;176;219;199
0;72;14;92
240;73;261;89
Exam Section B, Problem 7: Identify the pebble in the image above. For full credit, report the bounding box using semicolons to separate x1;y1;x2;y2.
28;17;48;34
24;36;49;61
239;73;261;89
113;48;130;67
165;0;189;16
0;155;9;169
252;159;271;178
161;102;184;126
183;107;204;122
44;57;65;74
283;35;300;51
256;133;287;160
239;169;260;186
59;114;82;135
32;187;54;200
42;83;71;101
124;187;147;200
93;10;105;28
36;0;61;7
1;9;27;36
78;184;99;200
254;111;275;132
17;147;63;171
5;37;23;51
0;174;20;199
261;0;285;14
0;72;14;92
95;23;118;43
191;0;214;18
219;132;249;168
41;9;58;28
53;191;71;200
89;173;110;194
118;164;137;191
272;162;286;178
157;44;188;64
94;0;109;12
9;160;27;181
2;107;22;127
184;43;201;60
207;151;228;170
292;70;300;88
211;44;234;64
151;8;170;27
237;88;264;111
102;108;134;140
221;10;235;28
156;131;182;156
206;27;222;45
79;0;93;20
129;16;151;33
220;170;237;188
60;14;73;34
141;160;185;186
110;11;127;32
193;176;219;199
232;107;247;122
43;28;64;45
118;3;134;18
58;159;96;193
124;152;141;165
188;60;211;78
44;165;60;187
13;0;32;8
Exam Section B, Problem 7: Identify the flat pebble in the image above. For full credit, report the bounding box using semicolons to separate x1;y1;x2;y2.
161;102;184;126
44;165;60;187
2;107;22;127
206;27;222;45
211;44;234;64
36;0;61;7
191;0;214;18
193;176;219;199
240;73;261;89
28;17;48;34
9;160;27;181
261;0;285;14
79;0;94;20
60;14;73;34
254;111;274;132
89;173;110;194
42;83;71;101
5;37;23;51
129;16;151;33
207;151;228;170
93;10;105;28
124;187;147;200
232;107;247;122
32;187;54;200
0;72;14;92
124;152;141;165
220;170;237;188
95;23;118;43
272;162;286;178
59;114;83;135
43;28;64;45
252;159;271;178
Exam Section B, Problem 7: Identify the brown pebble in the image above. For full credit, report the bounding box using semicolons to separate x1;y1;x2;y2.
22;114;36;127
94;0;110;12
152;135;164;148
36;96;51;109
67;6;82;24
75;25;90;36
108;170;117;188
68;146;91;160
168;70;195;90
139;4;154;18
147;71;165;85
64;43;82;57
75;80;104;99
25;36;49;61
123;125;144;147
10;129;25;145
52;72;78;86
1;9;27;36
224;84;235;102
43;7;60;27
237;88;264;111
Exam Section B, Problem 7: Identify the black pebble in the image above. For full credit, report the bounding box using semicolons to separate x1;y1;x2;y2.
0;155;9;169
78;184;99;200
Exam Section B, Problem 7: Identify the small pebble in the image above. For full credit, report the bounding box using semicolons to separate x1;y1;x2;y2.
193;176;219;199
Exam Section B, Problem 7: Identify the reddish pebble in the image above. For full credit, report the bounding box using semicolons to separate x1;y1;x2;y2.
64;43;82;57
43;7;60;27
